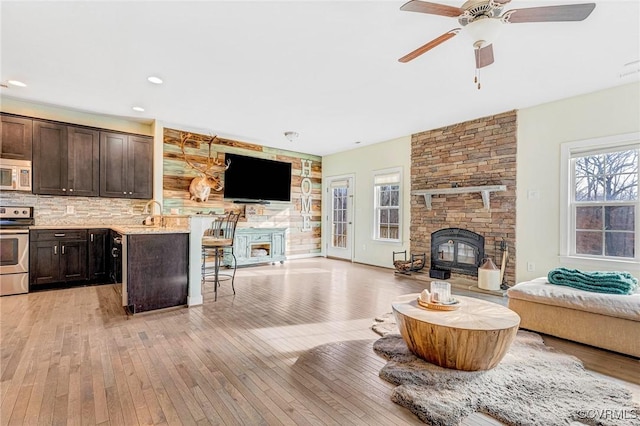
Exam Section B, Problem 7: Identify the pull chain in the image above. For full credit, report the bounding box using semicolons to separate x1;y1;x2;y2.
474;46;481;90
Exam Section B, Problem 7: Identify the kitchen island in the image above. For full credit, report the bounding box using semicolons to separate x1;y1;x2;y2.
112;225;190;314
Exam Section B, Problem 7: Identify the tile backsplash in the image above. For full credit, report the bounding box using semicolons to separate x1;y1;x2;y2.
0;192;150;226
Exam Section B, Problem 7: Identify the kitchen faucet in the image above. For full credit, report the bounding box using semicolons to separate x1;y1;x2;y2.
142;200;166;227
143;200;163;215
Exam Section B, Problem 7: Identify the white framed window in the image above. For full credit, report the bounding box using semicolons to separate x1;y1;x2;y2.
373;168;401;242
560;133;639;268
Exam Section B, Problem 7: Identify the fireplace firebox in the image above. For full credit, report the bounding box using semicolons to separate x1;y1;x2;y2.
430;228;484;277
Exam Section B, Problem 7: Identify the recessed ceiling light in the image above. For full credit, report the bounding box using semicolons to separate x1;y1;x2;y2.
8;80;27;87
132;106;145;112
147;76;163;84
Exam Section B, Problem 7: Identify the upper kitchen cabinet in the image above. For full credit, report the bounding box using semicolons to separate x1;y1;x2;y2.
0;114;33;160
32;121;100;196
100;132;153;199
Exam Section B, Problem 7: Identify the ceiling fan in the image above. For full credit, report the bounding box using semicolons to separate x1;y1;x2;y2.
399;0;596;88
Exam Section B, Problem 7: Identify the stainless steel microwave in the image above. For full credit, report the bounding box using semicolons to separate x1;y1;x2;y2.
0;158;32;192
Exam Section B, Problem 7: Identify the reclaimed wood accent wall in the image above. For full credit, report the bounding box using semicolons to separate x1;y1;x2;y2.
163;128;322;258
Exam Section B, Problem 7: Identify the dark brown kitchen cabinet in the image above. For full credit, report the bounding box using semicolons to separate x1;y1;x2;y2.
125;233;188;314
32;121;100;196
100;132;152;199
30;229;88;286
0;114;33;160
88;229;109;281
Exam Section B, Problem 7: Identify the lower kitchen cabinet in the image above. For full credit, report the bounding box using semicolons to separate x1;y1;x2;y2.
88;229;109;281
124;233;189;314
30;229;88;286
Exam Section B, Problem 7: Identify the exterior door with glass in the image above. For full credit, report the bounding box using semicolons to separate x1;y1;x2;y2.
326;176;353;260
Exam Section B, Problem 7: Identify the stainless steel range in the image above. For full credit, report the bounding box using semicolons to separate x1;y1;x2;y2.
0;206;34;296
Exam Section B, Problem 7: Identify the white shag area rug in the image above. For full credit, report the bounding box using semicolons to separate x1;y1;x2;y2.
372;313;640;426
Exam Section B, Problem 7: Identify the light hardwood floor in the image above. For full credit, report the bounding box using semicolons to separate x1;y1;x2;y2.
1;258;638;425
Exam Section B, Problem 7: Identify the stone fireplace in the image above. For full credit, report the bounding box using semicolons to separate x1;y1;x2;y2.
410;110;517;285
431;228;484;276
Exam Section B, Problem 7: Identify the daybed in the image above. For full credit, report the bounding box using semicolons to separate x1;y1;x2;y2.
507;277;640;358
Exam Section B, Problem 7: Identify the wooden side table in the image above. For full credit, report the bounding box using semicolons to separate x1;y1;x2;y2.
392;294;520;371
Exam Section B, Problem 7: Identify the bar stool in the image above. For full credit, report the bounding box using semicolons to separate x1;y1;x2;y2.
201;211;240;301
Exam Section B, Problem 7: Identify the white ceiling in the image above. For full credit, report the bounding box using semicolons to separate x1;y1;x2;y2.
1;1;639;156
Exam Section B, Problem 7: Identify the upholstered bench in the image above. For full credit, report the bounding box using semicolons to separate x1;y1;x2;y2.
507;277;640;357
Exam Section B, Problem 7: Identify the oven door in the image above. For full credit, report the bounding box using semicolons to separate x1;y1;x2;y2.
0;230;29;274
0;229;29;296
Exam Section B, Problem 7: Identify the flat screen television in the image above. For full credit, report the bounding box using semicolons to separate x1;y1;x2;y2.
223;153;292;203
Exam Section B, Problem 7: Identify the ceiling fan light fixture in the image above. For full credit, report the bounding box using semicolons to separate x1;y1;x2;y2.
463;17;502;48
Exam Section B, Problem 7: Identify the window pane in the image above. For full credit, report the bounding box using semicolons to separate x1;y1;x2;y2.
380;209;388;223
575;231;602;255
605;206;634;231
380;188;390;206
575;154;604;178
390;187;399;206
606;173;638;201
379;226;388;239
605;150;638;175
575;176;604;201
389;226;399;239
605;232;635;257
389;209;399;224
576;206;602;229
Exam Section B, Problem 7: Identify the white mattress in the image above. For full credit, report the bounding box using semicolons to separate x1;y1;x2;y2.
507;277;640;322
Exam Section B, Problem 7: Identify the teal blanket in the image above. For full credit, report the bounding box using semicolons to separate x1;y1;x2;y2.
547;268;638;295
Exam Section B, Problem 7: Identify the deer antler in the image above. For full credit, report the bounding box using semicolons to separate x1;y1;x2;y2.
180;132;230;176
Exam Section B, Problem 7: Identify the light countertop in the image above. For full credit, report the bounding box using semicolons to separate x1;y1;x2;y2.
29;224;190;235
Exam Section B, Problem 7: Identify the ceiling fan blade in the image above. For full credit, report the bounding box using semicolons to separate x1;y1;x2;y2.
400;0;463;17
398;29;460;63
475;44;495;69
503;3;596;23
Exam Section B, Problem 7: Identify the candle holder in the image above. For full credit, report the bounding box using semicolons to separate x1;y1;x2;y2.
430;281;451;303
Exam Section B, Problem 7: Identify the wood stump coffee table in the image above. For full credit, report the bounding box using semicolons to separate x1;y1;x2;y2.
392;294;520;371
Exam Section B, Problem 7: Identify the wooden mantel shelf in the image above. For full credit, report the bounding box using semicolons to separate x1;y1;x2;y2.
411;185;507;210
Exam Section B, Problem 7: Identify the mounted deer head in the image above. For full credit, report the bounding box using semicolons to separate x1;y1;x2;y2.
180;132;230;202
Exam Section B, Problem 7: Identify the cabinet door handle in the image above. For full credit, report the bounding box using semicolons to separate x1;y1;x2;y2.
54;233;65;237
123;192;127;195
62;245;65;255
62;188;66;192
54;246;57;255
69;188;74;192
90;234;94;242
129;191;132;195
